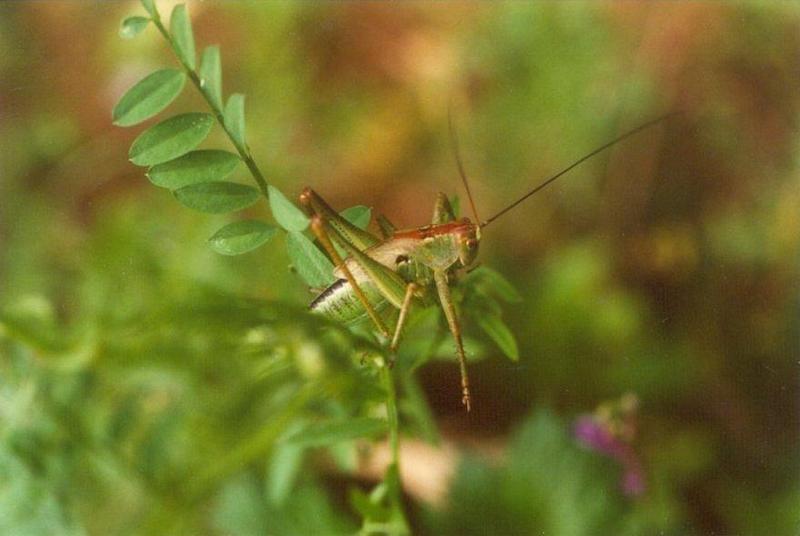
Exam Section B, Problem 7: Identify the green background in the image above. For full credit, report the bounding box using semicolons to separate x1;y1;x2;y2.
1;2;798;534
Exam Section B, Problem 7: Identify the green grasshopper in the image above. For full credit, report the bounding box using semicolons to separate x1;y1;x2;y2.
300;114;673;411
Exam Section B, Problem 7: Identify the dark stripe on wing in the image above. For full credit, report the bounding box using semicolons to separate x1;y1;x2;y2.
310;278;347;311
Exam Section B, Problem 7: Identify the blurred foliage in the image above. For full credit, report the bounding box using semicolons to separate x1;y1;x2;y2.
425;411;679;536
1;2;800;535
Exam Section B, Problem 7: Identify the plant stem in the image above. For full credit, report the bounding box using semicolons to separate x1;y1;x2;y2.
150;16;270;200
382;363;400;468
380;361;411;535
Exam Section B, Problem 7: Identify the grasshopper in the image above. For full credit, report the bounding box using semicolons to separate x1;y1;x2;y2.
300;114;674;411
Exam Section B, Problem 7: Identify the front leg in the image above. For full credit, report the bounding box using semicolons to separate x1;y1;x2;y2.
433;269;471;411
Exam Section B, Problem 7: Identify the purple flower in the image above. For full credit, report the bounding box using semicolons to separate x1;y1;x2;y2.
573;399;646;497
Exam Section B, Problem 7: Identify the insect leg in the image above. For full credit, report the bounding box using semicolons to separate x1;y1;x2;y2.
433;269;471;411
322;223;408;311
300;188;380;249
390;283;418;352
309;215;391;338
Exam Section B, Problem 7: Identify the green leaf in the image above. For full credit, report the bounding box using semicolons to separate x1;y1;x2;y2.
284;417;387;448
199;46;222;110
467;265;523;303
400;374;440;445
224;93;246;147
140;0;158;18
208;220;276;255
174;182;259;213
147;150;240;189
113;69;186;127
119;16;150;39
128;112;213;166
267;441;305;506
269;186;309;232
287;231;335;287
476;314;519;361
349;488;390;523
340;205;372;230
170;4;195;69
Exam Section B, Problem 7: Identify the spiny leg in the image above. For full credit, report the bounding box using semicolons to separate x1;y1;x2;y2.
301;188;380;249
390;283;418;353
309;215;391;338
433;269;471;411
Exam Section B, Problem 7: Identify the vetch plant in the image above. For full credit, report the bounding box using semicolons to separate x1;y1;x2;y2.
112;2;515;532
115;2;419;532
113;2;666;532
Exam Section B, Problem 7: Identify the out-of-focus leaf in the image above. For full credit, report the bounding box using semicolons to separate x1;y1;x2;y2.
169;4;196;69
267;441;305;506
476;313;519;361
147;149;240;189
425;411;683;535
224;93;246;147
214;477;269;536
129;113;213;166
217;479;356;536
208;220;276;255
466;266;523;303
174;182;259;213
287;231;336;287
269;186;309;232
400;373;440;445
350;488;390;524
432;335;487;363
139;0;157;17
284;417;387;447
199;46;222;110
119;16;150;39
113;69;186;127
340;205;372;230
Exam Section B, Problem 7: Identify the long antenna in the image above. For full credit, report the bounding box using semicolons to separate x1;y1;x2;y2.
448;105;481;225
481;112;678;228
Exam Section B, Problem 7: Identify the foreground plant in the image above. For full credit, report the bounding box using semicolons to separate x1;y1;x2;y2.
113;2;674;532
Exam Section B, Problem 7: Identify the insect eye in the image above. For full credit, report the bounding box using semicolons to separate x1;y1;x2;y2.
395;255;409;265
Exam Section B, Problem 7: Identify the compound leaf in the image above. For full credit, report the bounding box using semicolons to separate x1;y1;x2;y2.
170;4;196;69
113;69;186;127
209;220;277;255
147;149;240;189
224;93;246;147
174;181;259;213
287;231;335;288
199;45;222;110
340;205;372;231
119;16;150;39
128;112;213;166
269;185;309;232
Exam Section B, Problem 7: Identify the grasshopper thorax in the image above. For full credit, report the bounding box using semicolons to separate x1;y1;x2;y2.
394;217;480;270
455;218;480;267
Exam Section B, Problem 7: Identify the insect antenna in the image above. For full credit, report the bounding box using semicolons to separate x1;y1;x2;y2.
481;111;679;228
448;105;482;225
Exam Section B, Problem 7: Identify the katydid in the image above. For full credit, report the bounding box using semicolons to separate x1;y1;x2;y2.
301;113;675;411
